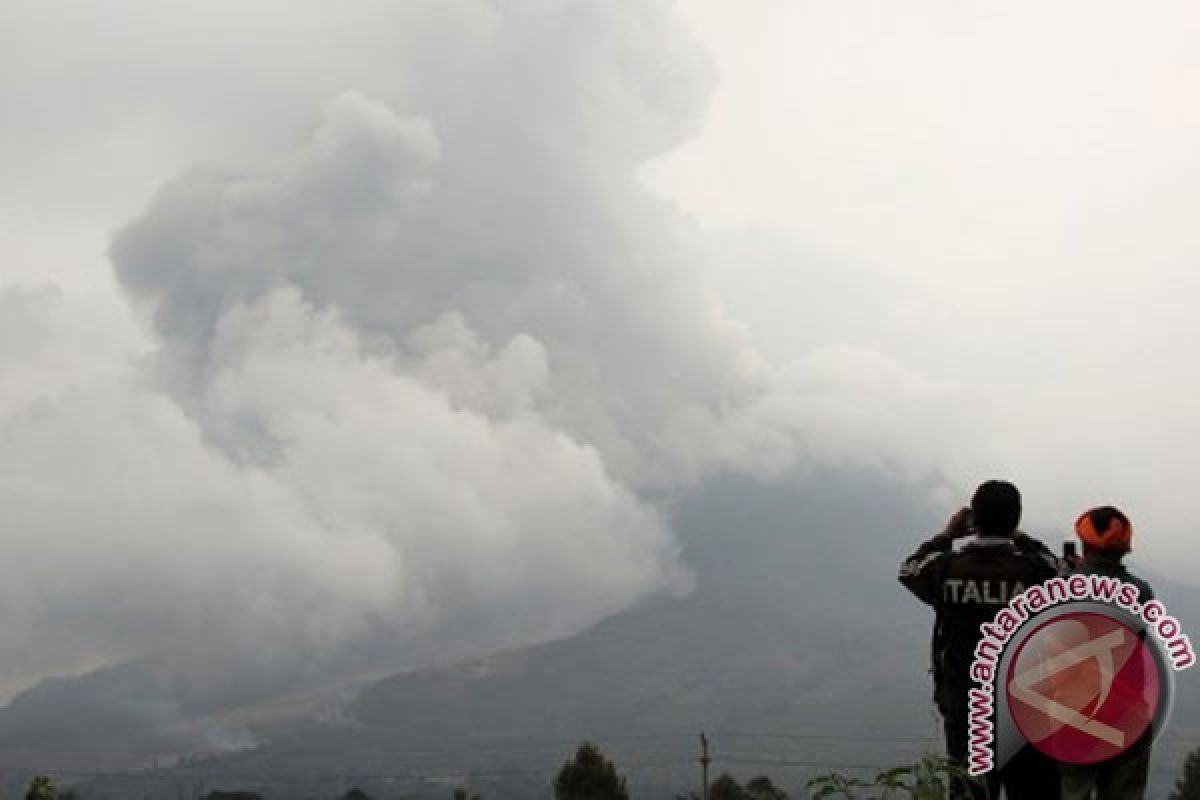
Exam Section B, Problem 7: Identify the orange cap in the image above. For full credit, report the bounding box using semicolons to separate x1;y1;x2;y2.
1075;506;1133;554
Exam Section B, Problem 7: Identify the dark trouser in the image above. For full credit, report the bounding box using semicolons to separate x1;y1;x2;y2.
943;701;1062;799
1058;733;1152;800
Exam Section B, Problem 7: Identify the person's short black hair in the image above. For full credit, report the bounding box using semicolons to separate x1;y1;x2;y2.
971;480;1022;536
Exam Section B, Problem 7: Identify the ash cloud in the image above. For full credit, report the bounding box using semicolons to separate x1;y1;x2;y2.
0;0;958;746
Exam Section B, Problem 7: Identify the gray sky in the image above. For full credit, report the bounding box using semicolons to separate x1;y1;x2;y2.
2;0;1198;708
651;0;1200;564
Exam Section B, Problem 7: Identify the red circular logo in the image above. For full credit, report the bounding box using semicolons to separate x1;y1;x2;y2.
1006;611;1161;764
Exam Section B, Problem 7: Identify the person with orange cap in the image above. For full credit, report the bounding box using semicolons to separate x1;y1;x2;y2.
1060;505;1155;800
1069;506;1153;604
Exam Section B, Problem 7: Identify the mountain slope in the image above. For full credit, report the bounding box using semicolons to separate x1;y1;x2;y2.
19;472;1200;798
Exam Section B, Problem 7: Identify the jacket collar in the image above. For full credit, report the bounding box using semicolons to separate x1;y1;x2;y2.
1083;549;1125;567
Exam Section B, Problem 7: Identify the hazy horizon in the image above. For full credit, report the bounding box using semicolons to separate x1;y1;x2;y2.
2;1;1197;764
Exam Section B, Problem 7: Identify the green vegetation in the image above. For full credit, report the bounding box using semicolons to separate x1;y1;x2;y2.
698;773;789;800
7;745;982;799
744;776;790;800
24;776;58;800
1171;747;1200;800
554;742;630;800
807;754;971;799
709;773;744;800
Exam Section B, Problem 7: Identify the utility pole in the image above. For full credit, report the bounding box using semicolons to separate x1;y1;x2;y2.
699;732;711;800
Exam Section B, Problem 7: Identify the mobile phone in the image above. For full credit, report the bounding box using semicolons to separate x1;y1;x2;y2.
1063;541;1077;561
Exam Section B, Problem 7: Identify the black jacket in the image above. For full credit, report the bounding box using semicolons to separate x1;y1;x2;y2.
899;532;1060;711
1071;550;1154;604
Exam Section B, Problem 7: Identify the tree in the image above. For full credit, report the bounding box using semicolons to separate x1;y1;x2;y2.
554;742;629;800
709;773;747;800
26;776;58;800
677;775;786;800
744;775;788;800
1172;747;1200;800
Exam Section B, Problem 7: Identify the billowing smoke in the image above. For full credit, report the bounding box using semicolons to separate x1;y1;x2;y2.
0;0;961;748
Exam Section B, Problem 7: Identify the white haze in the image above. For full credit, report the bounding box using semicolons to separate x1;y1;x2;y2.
0;0;1196;714
649;0;1200;567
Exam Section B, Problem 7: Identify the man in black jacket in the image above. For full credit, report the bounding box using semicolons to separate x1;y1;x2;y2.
899;480;1061;799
